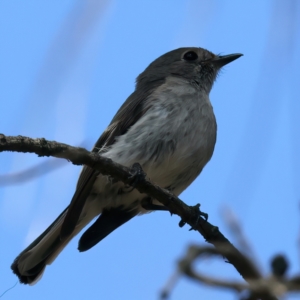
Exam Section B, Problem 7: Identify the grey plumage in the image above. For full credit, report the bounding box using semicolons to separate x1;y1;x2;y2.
11;47;242;284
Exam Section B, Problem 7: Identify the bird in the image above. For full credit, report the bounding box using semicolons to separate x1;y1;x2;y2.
11;47;242;284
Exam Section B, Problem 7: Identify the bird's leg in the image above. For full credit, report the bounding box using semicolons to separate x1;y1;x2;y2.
141;197;169;211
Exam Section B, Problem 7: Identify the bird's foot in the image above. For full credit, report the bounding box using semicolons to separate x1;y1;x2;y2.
178;203;208;230
117;163;146;194
125;162;146;193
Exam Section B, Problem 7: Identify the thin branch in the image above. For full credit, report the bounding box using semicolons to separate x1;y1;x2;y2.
0;141;88;186
176;245;300;299
221;206;259;264
0;134;272;299
179;246;248;292
0;159;67;186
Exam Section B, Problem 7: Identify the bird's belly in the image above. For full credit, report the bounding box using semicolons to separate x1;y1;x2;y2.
89;130;214;212
88;95;216;213
144;133;214;194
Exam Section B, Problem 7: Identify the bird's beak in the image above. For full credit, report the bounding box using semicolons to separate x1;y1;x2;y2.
210;53;243;68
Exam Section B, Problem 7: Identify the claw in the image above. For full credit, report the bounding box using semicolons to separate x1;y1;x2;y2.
178;220;186;227
123;163;146;193
190;203;208;230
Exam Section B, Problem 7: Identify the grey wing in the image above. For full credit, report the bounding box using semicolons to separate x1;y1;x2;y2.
60;90;152;240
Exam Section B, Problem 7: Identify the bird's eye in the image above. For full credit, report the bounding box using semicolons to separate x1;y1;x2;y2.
183;51;198;61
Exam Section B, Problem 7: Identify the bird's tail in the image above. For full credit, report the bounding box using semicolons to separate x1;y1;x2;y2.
11;207;72;285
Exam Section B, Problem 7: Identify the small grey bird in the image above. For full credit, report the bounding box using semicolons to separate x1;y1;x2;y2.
11;47;242;284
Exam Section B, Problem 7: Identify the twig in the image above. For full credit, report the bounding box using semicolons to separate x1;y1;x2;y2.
0;134;274;299
0;141;88;186
176;245;300;299
221;206;259;264
0;159;67;186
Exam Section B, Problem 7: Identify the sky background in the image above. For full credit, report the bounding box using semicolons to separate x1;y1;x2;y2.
0;0;300;299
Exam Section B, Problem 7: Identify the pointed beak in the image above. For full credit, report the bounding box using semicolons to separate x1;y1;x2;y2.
210;53;243;68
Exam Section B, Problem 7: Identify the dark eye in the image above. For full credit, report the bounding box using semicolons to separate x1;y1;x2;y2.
183;51;198;61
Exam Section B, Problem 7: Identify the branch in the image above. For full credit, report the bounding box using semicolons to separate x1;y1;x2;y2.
0;134;273;299
178;245;292;299
171;245;299;299
0;141;87;186
0;159;67;186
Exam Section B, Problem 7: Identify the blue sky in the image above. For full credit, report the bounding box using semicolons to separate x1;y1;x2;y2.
0;1;300;299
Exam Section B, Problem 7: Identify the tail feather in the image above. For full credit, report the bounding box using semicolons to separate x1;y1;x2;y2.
11;201;140;284
78;206;138;252
11;207;70;285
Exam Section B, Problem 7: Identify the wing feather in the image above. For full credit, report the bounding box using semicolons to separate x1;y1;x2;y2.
60;82;162;239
